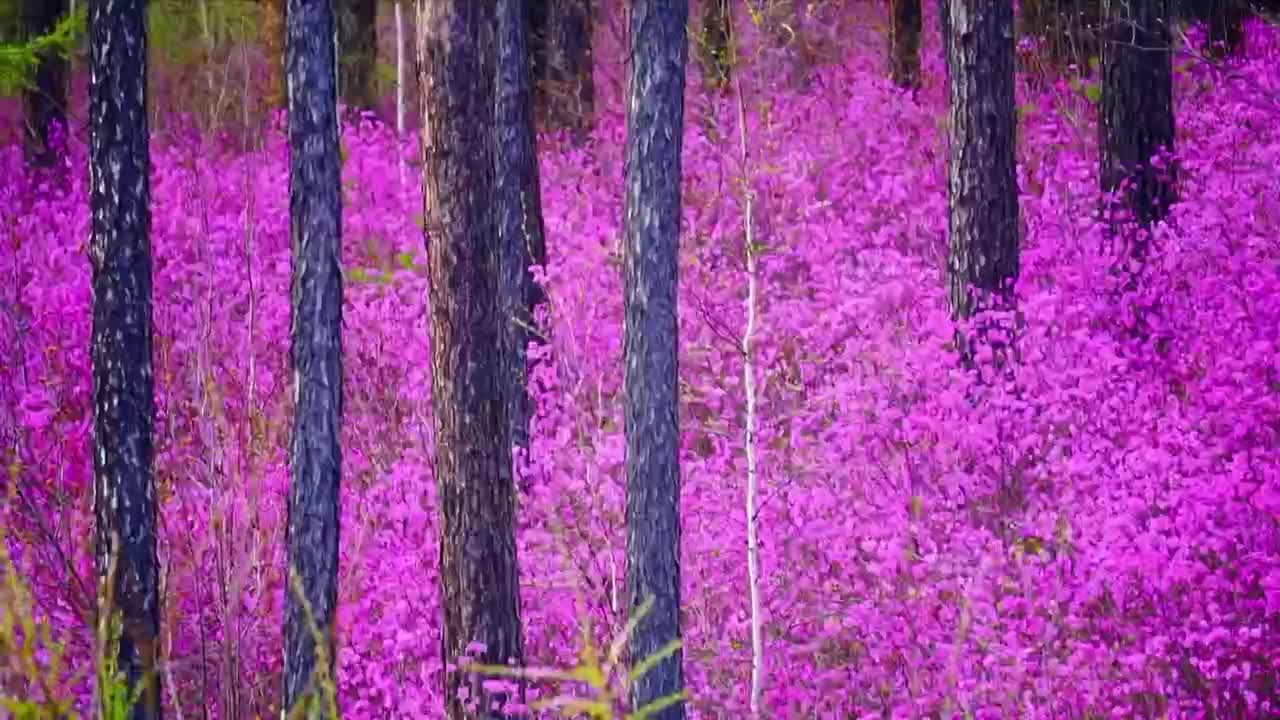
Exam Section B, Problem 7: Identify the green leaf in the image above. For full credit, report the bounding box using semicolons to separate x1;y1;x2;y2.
627;638;682;684
628;691;688;720
1083;83;1101;104
396;251;415;270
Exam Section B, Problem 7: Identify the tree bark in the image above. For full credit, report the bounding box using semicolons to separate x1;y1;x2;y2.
531;0;594;135
283;1;344;717
262;0;287;110
1099;0;1176;257
939;0;951;71
418;2;526;718
396;0;407;134
890;0;923;88
698;0;732;92
496;0;549;452
88;0;162;717
624;1;687;718
23;0;68;167
338;0;377;111
945;0;1020;322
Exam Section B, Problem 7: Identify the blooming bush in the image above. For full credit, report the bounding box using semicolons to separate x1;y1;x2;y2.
1;6;1277;719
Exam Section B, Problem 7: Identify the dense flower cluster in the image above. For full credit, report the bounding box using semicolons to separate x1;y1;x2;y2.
1;7;1277;719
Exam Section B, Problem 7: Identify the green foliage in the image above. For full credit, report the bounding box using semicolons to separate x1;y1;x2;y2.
148;0;260;68
95;616;144;720
0;525;82;718
285;568;341;720
0;7;84;96
473;597;688;719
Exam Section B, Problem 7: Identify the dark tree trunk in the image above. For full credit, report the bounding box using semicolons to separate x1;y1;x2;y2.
623;1;687;718
418;3;526;718
939;0;951;70
23;0;68;167
945;0;1020;322
698;0;732;92
531;0;594;135
495;0;549;452
1099;0;1176;257
262;0;287;109
890;0;923;88
88;0;162;718
338;0;377;111
283;0;344;717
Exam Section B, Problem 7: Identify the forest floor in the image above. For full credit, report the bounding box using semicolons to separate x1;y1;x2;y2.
2;8;1279;720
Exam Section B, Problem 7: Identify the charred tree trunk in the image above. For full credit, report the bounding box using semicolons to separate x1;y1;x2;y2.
88;0;162;717
945;1;1020;324
282;0;344;717
262;0;287;110
338;0;377;111
418;2;526;718
532;0;594;135
1099;0;1176;257
890;0;923;88
939;0;951;71
23;0;69;167
624;1;688;718
698;0;732;92
496;0;549;452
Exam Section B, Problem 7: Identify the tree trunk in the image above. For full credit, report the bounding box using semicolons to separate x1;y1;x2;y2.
282;1;344;718
88;0;162;717
698;0;732;92
396;0;406;135
417;3;526;718
945;0;1020;322
496;0;549;452
939;0;951;70
1099;0;1176;257
624;1;688;718
890;0;923;88
23;0;68;167
532;0;594;135
262;0;286;110
338;0;377;111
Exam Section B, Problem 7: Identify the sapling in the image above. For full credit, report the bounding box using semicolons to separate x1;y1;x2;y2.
733;66;766;720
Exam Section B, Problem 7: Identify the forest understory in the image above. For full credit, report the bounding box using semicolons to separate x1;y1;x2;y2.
1;3;1278;719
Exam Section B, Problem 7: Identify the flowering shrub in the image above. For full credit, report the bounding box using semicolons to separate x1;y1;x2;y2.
1;6;1277;719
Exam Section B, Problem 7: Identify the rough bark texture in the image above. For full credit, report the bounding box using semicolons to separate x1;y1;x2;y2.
946;0;1020;321
338;0;377;110
262;0;287;109
698;0;732;92
88;0;162;717
531;0;594;134
418;3;526;718
939;0;951;70
891;0;923;88
1099;0;1176;256
283;0;344;717
496;0;549;452
624;1;688;717
23;0;68;167
1020;0;1102;68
